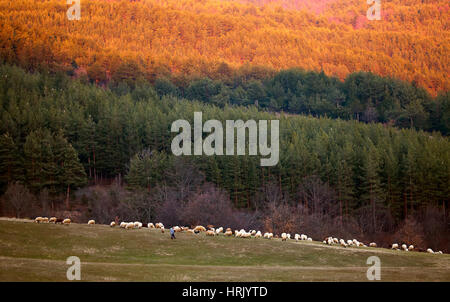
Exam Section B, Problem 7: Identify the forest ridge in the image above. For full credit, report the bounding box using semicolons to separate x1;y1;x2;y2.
0;0;448;95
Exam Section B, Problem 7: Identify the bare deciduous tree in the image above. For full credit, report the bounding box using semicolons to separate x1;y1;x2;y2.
3;182;35;218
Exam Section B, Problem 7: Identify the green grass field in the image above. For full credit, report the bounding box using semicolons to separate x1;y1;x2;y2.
0;218;449;282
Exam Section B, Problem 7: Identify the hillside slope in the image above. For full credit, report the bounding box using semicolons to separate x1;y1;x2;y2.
0;219;449;281
0;0;448;94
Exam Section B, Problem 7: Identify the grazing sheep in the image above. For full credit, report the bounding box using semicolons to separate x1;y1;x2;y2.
49;217;57;223
187;229;195;234
216;227;223;235
287;234;291;240
307;237;312;241
224;230;233;236
401;244;408;251
333;238;339;244
427;248;434;254
133;221;142;229
408;245;414;251
369;242;377;247
294;234;300;242
88;220;95;225
226;227;232;232
173;226;181;232
255;231;262;238
120;222;127;228
281;233;287;241
300;234;307;241
125;222;135;229
62;218;71;225
347;240;353;246
110;221;116;227
251;230;256;236
155;222;164;229
194;225;206;232
437;251;443;254
161;226;165;233
207;224;215;230
42;217;49;223
206;230;215;236
392;243;399;249
268;233;273;239
148;223;155;228
340;241;347;248
241;232;251;238
34;217;43;223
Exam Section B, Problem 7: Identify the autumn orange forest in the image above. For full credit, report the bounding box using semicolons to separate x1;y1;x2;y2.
0;0;448;95
0;0;450;285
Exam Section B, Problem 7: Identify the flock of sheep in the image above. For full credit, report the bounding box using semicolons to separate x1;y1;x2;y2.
34;216;445;255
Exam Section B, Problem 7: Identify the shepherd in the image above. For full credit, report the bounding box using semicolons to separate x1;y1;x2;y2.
170;227;176;240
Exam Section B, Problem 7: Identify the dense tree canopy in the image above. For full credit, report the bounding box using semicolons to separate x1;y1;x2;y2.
0;0;448;95
0;64;448;222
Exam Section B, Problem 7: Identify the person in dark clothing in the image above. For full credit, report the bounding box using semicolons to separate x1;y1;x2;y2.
170;227;176;239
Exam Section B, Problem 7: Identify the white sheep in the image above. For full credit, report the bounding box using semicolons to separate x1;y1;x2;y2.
437;251;443;254
268;233;273;239
34;217;43;223
401;244;408;251
333;238;339;244
88;220;95;225
194;225;206;232
120;222;127;228
294;234;300;242
369;242;377;247
427;248;434;254
224;230;233;236
300;234;307;241
251;230;256;236
241;232;251;238
148;223;155;228
287;234;291;240
49;217;57;223
126;222;135;229
206;230;215;236
307;237;312;241
281;233;287;241
110;221;116;227
216;227;223;234
347;240;353;246
408;245;414;251
62;218;71;225
255;231;262;238
161;226;165;233
391;243;399;249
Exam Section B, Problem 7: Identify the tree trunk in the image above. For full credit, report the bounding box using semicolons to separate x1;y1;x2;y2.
66;184;70;210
